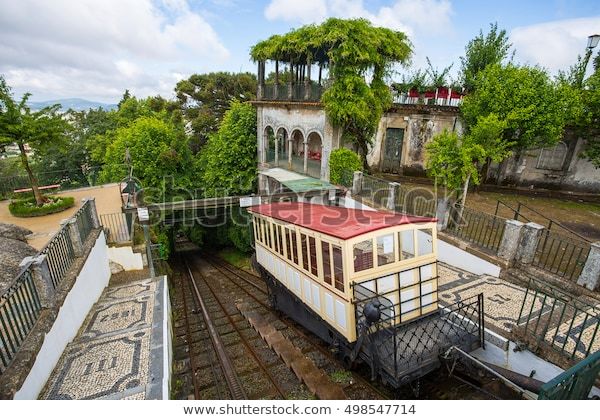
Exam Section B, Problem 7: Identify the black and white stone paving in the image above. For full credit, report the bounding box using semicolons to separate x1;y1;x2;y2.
41;276;168;400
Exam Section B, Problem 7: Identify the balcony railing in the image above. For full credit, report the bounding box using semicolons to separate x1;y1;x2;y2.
393;88;463;107
260;83;323;102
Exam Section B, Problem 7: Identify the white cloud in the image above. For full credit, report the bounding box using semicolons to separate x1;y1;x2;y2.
510;17;600;74
265;0;328;24
263;0;453;37
0;0;230;102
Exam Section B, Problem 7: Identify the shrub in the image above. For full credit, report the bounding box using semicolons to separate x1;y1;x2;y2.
9;195;75;217
329;148;362;186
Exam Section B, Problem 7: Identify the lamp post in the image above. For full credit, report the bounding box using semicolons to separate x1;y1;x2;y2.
578;34;600;88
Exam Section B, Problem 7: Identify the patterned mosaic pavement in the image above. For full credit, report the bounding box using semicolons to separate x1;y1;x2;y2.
41;277;168;400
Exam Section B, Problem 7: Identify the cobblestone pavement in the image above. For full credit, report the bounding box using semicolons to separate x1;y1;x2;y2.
41;277;167;400
437;263;600;356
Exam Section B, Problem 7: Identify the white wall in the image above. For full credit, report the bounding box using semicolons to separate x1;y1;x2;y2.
15;232;111;400
437;239;501;277
107;246;144;271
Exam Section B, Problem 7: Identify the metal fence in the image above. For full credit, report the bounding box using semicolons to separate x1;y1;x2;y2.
538;350;600;399
515;284;600;362
100;212;133;244
447;206;506;253
262;83;323;102
533;229;591;281
0;267;42;373
394;185;437;217
0;199;97;372
358;173;390;208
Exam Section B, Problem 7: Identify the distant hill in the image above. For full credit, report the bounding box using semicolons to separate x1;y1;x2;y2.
28;98;118;112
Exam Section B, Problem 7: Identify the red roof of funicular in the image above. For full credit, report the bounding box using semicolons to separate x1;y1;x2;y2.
248;202;437;240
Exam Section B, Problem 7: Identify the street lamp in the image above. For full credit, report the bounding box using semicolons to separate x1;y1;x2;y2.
578;34;600;87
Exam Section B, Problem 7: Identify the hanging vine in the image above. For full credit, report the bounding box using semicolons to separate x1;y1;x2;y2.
250;18;412;167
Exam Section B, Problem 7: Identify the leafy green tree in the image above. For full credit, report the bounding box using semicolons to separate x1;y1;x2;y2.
0;77;70;205
175;72;257;152
198;100;257;197
460;63;565;154
426;115;507;207
459;23;512;92
580;69;600;167
100;116;193;199
251;18;411;168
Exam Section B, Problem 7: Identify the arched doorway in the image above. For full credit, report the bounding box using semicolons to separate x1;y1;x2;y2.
276;127;288;166
306;132;323;178
264;126;275;164
290;129;305;173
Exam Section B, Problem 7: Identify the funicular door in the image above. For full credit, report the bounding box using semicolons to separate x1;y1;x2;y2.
382;128;404;173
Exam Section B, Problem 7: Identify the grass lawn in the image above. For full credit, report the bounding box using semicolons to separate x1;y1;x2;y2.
397;180;600;241
217;247;254;272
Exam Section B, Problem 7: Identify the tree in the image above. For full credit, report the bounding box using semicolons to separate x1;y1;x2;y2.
0;77;70;205
99;116;193;199
198;100;257;197
460;63;565;154
175;72;257;152
580;68;600;167
426;115;507;208
251;18;412;168
459;23;512;93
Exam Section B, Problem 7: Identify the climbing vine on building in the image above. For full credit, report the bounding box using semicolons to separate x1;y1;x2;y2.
250;18;412;168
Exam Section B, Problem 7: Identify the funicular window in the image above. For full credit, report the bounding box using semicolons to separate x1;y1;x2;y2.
332;245;344;292
321;240;332;285
399;230;415;259
265;221;272;249
300;234;309;271
276;225;284;257
290;230;298;265
285;228;292;261
273;223;280;253
353;239;374;272
417;228;433;256
309;237;318;276
376;234;395;266
252;216;259;241
257;217;264;243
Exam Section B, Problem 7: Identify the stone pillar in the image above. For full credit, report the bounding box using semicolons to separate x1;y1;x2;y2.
516;222;545;265
387;182;400;211
19;254;55;307
352;171;363;195
82;197;100;229
288;137;293;169
257;61;264;100
303;139;308;175
304;59;311;100
274;60;279;99
497;219;524;263
435;198;451;231
274;134;279;166
288;63;293;100
61;218;84;257
577;242;600;291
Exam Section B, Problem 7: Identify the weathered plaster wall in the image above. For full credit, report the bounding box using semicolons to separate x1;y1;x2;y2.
367;106;460;174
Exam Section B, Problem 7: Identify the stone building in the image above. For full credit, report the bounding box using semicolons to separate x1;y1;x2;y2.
253;62;600;194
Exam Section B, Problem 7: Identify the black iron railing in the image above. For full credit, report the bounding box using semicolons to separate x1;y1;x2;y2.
447;206;506;253
100;212;133;244
516;282;600;362
395;186;437;218
353;281;484;383
261;83;323;102
0;199;98;372
40;227;76;290
358;173;390;208
532;229;590;281
0;267;42;373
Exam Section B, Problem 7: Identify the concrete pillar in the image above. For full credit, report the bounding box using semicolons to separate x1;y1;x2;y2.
61;218;84;257
288;63;293;100
82;197;100;229
257;61;264;100
387;182;400;211
352;171;363;195
320;148;330;182
274;60;279;99
577;242;600;291
19;254;55;307
304;60;311;100
516;222;545;265
288;137;293;169
497;219;525;262
274;134;279;166
435;198;451;231
303;140;308;174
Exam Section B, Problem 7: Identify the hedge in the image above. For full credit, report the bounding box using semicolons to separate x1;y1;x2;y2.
9;195;75;217
329;148;362;186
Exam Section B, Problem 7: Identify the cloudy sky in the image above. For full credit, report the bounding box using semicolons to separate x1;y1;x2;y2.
1;0;599;103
